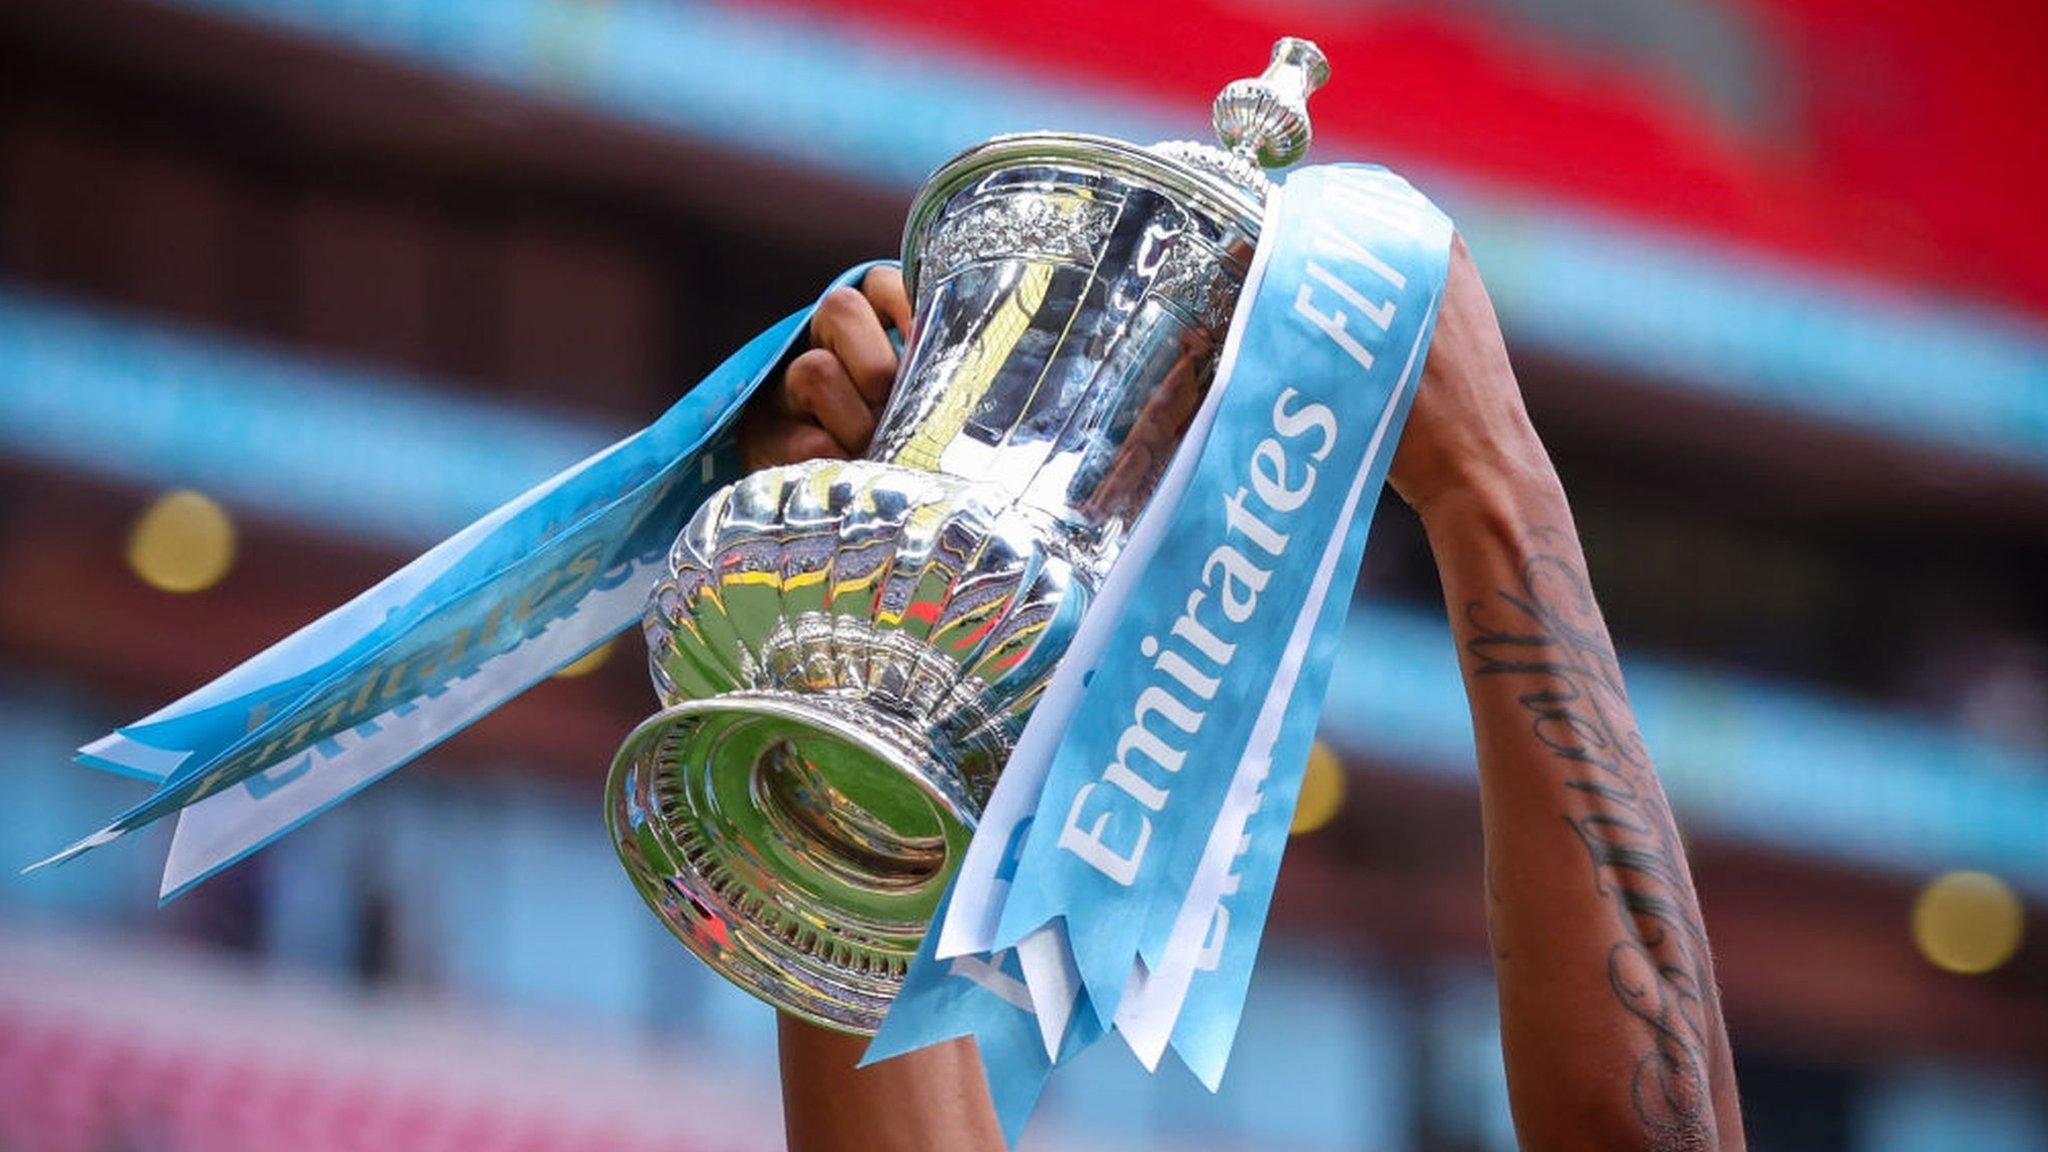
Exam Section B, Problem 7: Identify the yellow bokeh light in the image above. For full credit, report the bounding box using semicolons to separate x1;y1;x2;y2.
127;490;236;593
553;639;615;679
1289;740;1346;835
1912;871;2025;975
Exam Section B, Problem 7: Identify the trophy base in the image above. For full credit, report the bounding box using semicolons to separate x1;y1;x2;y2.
606;690;977;1035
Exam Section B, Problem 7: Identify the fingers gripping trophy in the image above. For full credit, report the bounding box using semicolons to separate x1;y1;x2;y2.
606;38;1332;1034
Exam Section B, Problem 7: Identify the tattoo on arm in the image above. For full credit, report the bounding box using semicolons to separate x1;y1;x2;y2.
1463;530;1715;1144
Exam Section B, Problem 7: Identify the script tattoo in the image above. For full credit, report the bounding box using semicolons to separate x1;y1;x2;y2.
1463;531;1715;1147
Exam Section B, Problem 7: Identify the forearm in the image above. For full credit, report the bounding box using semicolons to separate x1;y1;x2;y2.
778;1016;1003;1152
1418;467;1743;1151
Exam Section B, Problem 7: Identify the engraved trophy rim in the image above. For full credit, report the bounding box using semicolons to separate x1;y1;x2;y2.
900;131;1268;301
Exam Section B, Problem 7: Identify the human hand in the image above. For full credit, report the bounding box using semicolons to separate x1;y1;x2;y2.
1387;235;1557;520
738;266;912;471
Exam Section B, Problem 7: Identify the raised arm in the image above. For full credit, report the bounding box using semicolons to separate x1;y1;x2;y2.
736;268;1007;1152
1391;239;1744;1150
778;1020;1003;1152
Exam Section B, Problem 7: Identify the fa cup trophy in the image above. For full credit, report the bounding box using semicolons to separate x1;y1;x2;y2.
607;38;1330;1033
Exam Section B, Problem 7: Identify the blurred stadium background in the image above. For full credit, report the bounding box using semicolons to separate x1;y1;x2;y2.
1;0;2045;1149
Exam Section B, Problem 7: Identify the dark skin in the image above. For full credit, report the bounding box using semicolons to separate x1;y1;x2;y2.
751;251;1745;1151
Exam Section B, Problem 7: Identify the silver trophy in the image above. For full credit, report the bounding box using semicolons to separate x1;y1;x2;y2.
607;38;1330;1033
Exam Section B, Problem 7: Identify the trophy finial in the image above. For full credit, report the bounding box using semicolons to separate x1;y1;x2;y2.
1213;37;1329;170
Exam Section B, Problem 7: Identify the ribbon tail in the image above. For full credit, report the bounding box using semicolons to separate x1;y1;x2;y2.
865;889;1056;1148
20;823;126;874
75;733;190;783
1013;921;1084;1060
154;559;657;901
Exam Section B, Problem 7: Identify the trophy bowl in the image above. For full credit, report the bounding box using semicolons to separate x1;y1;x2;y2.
608;37;1329;1033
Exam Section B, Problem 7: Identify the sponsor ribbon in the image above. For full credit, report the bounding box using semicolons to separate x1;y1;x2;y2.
30;263;885;895
890;165;1453;1121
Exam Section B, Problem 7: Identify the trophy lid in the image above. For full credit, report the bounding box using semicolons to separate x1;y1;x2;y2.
902;37;1330;294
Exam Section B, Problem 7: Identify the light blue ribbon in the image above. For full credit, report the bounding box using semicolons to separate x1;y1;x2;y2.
883;165;1454;1123
34;264;884;879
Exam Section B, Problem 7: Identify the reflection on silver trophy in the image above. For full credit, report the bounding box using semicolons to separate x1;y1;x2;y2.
606;37;1331;1033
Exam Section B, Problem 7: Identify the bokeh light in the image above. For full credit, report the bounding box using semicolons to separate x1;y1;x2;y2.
1911;871;2025;975
1290;740;1346;835
553;638;615;679
126;489;236;593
